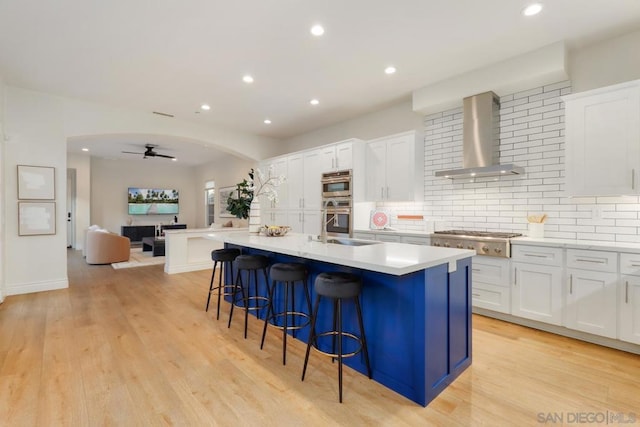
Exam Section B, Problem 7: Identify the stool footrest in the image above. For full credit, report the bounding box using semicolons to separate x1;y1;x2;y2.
310;331;364;359
266;311;311;331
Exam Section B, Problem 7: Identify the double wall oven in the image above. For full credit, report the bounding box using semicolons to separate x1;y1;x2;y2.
321;170;353;237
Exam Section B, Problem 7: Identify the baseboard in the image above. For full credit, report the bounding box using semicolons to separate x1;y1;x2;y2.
164;261;212;275
473;307;640;355
6;277;69;296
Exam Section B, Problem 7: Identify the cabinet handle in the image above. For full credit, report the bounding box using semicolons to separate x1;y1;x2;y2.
575;258;606;264
633;169;636;190
381;187;384;199
626;281;630;304
386;187;390;198
514;268;517;286
472;293;481;297
569;274;573;294
524;253;547;258
630;263;640;267
472;268;480;272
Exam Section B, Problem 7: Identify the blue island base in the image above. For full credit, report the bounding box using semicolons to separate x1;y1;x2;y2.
225;243;472;406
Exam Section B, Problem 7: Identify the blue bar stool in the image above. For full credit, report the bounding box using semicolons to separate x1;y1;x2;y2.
206;248;241;319
228;254;270;339
260;263;312;365
301;272;372;403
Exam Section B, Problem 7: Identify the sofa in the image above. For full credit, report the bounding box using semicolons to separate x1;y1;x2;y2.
85;228;131;264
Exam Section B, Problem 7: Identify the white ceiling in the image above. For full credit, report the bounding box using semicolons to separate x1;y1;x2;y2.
2;0;640;165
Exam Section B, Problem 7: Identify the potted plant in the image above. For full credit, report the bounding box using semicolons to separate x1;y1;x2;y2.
226;168;285;230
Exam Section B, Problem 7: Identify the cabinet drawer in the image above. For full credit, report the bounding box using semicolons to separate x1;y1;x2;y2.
511;245;563;266
620;253;640;276
472;256;510;287
472;283;511;314
376;234;401;243
566;249;617;273
400;236;429;245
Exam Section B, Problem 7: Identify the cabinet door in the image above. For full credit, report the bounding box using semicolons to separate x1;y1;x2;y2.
289;210;304;233
365;140;387;200
565;84;640;196
385;134;415;201
511;262;563;325
335;141;353;171
302;210;321;236
565;269;617;338
319;146;337;173
287;154;304;209
303;149;324;211
620;275;640;345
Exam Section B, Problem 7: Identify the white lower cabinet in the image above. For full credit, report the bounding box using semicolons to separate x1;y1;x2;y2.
564;249;618;339
620;253;640;344
472;256;511;314
511;245;564;325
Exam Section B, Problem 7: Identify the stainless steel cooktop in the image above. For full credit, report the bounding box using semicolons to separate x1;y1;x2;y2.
430;230;522;258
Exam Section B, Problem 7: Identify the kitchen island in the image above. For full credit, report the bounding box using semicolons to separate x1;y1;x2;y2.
206;232;475;406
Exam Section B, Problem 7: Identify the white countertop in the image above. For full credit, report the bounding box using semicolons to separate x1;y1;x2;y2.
205;232;474;276
163;227;248;235
512;236;640;253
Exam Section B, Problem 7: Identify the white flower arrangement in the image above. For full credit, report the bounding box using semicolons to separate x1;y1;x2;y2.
247;166;286;203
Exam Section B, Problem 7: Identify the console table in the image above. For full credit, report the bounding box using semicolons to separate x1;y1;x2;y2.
121;225;155;243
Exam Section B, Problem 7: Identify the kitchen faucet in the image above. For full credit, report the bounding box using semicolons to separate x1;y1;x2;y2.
319;198;339;243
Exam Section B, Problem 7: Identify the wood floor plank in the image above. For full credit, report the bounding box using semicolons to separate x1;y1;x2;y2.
0;249;638;426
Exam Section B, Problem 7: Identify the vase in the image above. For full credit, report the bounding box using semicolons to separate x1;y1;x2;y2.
249;200;261;233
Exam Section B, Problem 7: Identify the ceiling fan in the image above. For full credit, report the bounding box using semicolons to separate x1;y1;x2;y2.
122;144;175;160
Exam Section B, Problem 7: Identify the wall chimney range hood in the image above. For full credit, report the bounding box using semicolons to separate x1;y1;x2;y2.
435;91;524;179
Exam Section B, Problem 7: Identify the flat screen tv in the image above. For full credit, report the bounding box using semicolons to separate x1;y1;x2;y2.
128;187;179;215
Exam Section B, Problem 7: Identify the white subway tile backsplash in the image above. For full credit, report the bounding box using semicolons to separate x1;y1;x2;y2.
370;80;637;243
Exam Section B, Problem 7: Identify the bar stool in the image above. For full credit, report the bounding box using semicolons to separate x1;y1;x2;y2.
205;248;241;319
228;254;270;339
260;263;312;365
301;272;372;403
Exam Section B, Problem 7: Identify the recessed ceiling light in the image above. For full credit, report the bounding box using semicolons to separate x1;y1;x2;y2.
384;66;396;75
310;99;320;106
264;119;272;124
82;148;89;152
171;158;177;162
201;104;211;111
310;25;325;36
522;3;543;16
243;75;254;84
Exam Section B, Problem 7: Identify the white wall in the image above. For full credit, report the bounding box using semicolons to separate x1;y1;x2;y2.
280;98;423;153
0;75;5;302
195;155;257;227
4;87;69;296
569;29;640;92
91;157;198;234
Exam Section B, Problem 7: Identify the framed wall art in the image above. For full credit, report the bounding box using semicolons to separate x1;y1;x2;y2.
18;201;56;236
17;165;55;200
219;186;237;218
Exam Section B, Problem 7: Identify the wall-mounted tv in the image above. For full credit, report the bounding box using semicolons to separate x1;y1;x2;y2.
128;187;179;215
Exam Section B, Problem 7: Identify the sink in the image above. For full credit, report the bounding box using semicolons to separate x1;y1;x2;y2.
325;238;380;247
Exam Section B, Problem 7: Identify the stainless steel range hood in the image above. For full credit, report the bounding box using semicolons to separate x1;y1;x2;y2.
435;91;524;179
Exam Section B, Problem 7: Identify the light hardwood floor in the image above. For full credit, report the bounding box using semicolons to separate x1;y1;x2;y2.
1;250;639;426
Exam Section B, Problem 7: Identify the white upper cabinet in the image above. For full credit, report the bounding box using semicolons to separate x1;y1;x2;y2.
564;80;640;196
365;131;423;201
303;149;324;211
287;153;304;210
